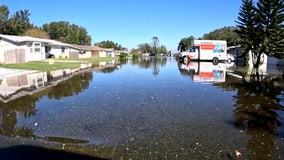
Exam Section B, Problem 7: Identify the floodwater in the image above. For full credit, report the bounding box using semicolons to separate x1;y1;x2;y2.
0;57;284;160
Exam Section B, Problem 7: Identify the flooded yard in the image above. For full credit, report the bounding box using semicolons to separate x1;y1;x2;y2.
0;57;284;159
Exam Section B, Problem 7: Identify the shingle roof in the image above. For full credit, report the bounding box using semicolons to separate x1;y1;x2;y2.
0;34;116;51
70;44;115;51
0;34;70;46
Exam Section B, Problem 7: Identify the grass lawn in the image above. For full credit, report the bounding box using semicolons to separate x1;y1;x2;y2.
0;57;116;71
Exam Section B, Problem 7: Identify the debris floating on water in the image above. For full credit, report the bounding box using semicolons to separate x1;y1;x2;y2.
235;150;242;157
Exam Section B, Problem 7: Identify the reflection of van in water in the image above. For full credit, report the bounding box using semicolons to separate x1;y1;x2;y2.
180;40;234;65
179;61;227;83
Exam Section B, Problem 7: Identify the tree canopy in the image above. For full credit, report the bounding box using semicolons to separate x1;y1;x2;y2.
235;0;256;53
42;21;92;45
202;26;240;46
137;37;167;56
0;5;32;35
235;0;284;67
177;36;194;52
0;5;92;45
94;40;127;50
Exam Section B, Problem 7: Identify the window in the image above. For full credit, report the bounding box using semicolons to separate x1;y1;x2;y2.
61;47;65;53
189;48;195;52
27;43;33;53
34;43;41;53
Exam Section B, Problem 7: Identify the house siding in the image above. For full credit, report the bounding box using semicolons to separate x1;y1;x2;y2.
50;46;70;58
69;48;92;58
1;34;116;64
0;38;47;63
25;42;46;62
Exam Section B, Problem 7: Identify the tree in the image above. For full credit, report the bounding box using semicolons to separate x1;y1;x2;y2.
203;26;240;46
94;40;126;50
235;0;256;51
255;0;284;60
177;36;194;52
0;5;9;34
0;7;33;35
236;0;284;68
23;28;50;39
138;43;152;54
43;21;92;45
159;45;167;55
6;9;32;35
151;36;159;55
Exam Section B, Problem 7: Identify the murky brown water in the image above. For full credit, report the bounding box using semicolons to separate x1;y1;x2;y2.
0;57;284;159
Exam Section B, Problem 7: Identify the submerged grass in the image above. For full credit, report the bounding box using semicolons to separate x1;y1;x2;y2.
0;57;116;71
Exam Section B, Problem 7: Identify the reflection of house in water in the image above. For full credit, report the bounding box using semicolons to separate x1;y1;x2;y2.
99;60;116;67
0;71;47;99
228;45;284;74
0;67;85;102
179;62;231;83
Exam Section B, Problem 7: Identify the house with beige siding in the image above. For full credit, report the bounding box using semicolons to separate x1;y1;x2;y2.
69;44;116;58
69;44;93;58
90;46;115;57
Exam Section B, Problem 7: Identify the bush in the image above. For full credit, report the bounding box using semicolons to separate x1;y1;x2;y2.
48;54;55;59
119;53;128;59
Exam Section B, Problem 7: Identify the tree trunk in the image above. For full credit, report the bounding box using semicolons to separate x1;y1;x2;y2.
253;52;263;68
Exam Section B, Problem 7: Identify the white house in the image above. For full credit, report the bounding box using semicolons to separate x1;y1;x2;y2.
0;34;71;64
0;34;118;64
69;44;93;58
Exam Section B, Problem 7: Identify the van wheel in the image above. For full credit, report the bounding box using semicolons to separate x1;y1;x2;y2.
227;58;232;64
212;57;219;65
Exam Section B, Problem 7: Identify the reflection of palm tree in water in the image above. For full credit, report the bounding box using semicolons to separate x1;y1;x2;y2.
233;73;284;159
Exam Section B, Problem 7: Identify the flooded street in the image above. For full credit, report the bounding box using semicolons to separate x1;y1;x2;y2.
0;57;284;159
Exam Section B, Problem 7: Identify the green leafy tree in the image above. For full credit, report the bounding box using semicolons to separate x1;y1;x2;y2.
138;43;152;54
43;21;69;41
43;21;91;45
151;36;159;55
159;45;167;55
0;5;9;34
94;40;126;50
0;6;33;35
177;36;194;52
203;26;240;46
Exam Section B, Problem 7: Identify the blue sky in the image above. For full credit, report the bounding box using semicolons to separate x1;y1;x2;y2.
1;0;242;50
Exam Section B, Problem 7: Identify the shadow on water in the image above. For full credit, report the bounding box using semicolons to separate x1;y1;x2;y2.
178;60;284;159
0;145;109;160
230;67;284;159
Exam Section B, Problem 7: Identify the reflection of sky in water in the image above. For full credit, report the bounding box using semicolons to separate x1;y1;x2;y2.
11;58;284;159
16;61;235;140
